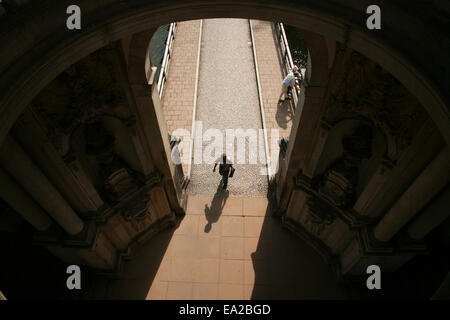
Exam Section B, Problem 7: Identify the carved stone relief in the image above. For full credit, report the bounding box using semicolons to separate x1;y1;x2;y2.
325;49;428;160
26;44;147;211
31;45;133;158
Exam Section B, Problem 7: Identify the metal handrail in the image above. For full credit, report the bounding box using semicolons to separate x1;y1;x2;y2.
157;22;177;98
275;22;301;109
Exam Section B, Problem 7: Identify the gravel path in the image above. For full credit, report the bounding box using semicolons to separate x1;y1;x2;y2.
189;19;268;196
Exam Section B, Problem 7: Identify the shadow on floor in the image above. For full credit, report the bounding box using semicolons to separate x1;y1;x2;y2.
276;99;294;129
204;181;229;233
250;207;351;299
89;226;176;299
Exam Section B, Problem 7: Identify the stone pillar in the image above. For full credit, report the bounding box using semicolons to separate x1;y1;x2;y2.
13;107;104;213
354;118;444;218
0;167;52;231
277;85;329;213
108;44;157;176
276;30;339;214
353;158;393;215
407;185;450;240
122;31;183;215
0;136;84;235
303;121;331;177
285;188;309;223
373;147;450;242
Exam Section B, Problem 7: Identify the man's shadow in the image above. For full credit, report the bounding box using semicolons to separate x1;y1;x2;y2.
276;99;294;130
204;181;229;233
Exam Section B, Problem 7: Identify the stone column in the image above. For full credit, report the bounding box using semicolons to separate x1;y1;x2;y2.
277;85;329;213
276;31;339;214
121;31;183;215
0;167;52;231
303;121;331;177
285;188;310;223
13;108;104;213
354;118;444;218
407;185;450;240
108;44;157;176
353;158;393;216
373;147;450;242
0;135;84;235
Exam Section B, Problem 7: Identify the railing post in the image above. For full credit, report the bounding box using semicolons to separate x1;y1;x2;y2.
157;22;177;99
276;23;301;111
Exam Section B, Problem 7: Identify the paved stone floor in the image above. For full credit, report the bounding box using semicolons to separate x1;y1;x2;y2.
160;19;296;193
92;195;350;299
188;19;268;197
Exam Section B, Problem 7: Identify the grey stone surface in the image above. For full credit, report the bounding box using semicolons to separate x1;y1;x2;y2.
189;19;268;196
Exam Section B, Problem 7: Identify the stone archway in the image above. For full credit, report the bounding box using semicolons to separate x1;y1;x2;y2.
0;0;449;147
0;0;449;282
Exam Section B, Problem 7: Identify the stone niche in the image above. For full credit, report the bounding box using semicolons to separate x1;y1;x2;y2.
73;120;144;205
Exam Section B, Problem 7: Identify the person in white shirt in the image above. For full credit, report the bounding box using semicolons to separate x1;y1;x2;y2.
279;65;301;102
213;153;233;189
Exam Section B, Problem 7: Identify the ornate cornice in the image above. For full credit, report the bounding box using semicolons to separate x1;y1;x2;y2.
94;170;164;225
293;170;376;229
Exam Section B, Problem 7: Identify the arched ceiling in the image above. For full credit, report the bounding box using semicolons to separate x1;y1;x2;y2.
0;0;448;145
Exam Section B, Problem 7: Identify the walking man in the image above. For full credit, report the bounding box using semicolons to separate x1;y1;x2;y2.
213;153;233;190
279;65;301;103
